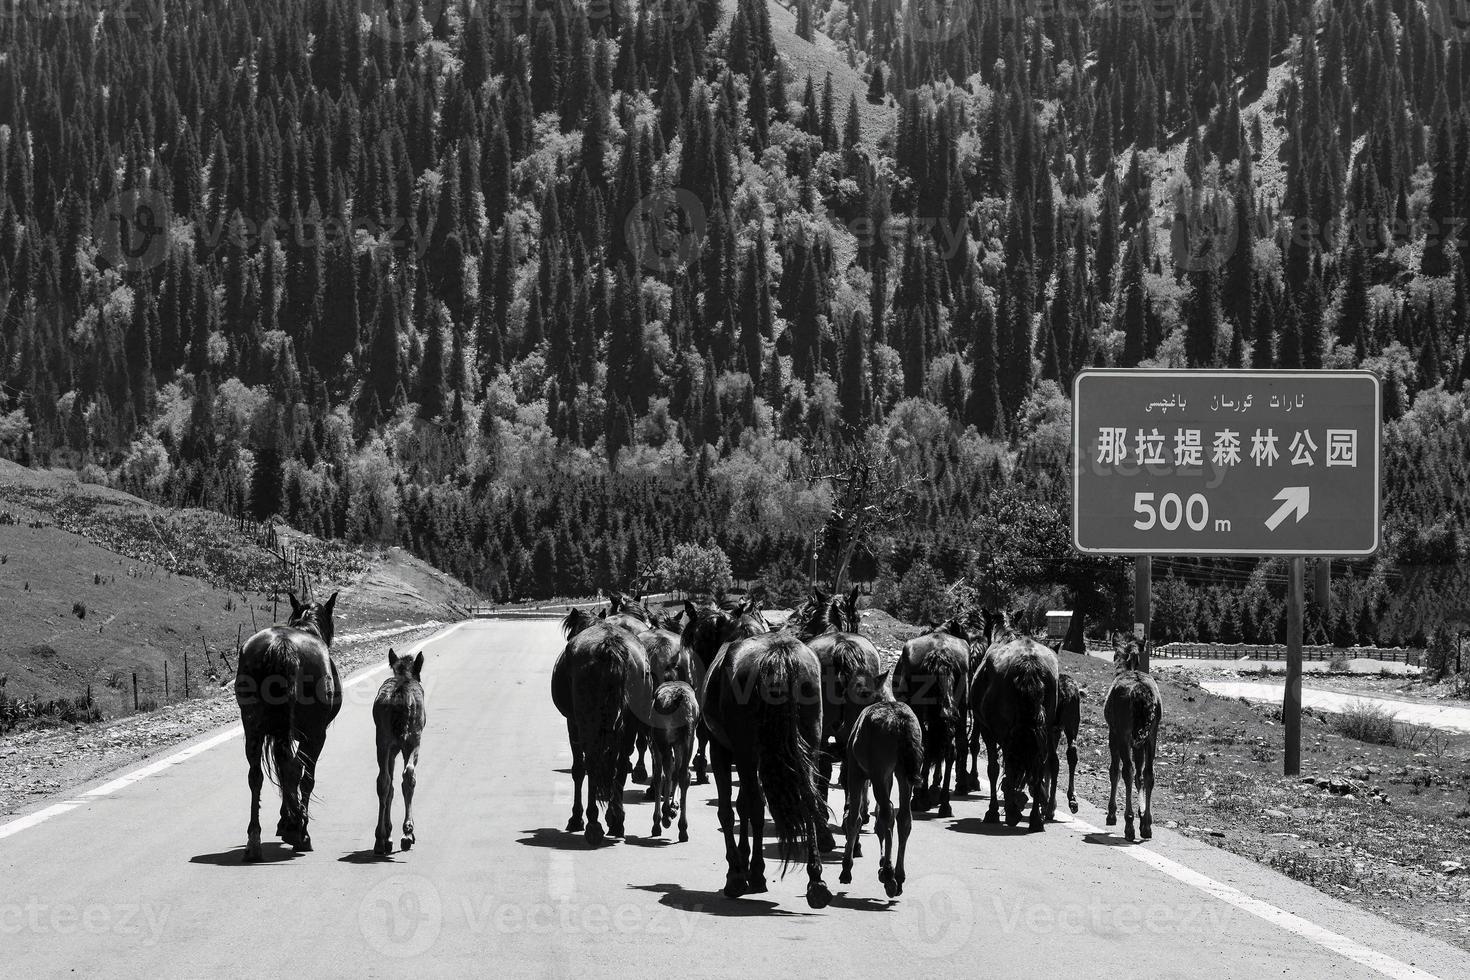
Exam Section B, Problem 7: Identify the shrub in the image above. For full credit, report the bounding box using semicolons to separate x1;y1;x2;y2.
652;541;735;597
878;560;952;625
1332;702;1398;745
72;601;86;619
1327;651;1350;673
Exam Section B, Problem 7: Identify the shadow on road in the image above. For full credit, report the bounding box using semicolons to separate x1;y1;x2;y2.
1082;832;1135;848
338;849;397;864
945;816;1034;836
629;883;814;917
189;843;300;866
515;827;607;850
826;892;896;912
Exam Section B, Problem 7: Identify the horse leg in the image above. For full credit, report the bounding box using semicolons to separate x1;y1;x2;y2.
712;741;745;897
693;724;709;784
1046;734;1060;822
982;735;1001;824
400;743;419;851
608;723;634;839
1121;751;1136;842
566;719;585;833
839;769;864;885
273;737;305;849
816;750;837;852
804;812;832;910
295;730;326;853
743;763;768;895
1139;742;1154;840
937;740;954;818
676;742;691;843
1028;754;1047;832
374;743;396;855
650;743;665;838
1066;735;1079;814
966;717;983;792
953;714;969;798
894;770;912;897
1106;747;1120;827
874;771;898;897
243;733;265;862
633;729;649;785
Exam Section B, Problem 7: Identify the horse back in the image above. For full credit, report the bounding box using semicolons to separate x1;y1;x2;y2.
701;633;821;751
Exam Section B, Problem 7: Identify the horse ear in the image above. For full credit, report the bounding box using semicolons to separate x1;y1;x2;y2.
323;591;338;617
412;652;424;679
684;600;699;622
288;591;303;616
598;608;607;620
388;648;397;667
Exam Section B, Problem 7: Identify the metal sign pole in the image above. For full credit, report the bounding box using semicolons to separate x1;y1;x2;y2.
1285;556;1305;776
1134;556;1152;671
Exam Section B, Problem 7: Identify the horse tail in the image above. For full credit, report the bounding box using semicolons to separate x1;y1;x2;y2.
580;634;632;808
1130;681;1156;749
753;639;823;875
885;703;924;782
1012;663;1050;783
917;650;959;767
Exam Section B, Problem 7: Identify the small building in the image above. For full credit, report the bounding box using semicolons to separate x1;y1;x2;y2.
1045;610;1072;640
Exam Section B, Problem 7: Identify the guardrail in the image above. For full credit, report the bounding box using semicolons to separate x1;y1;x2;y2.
1153;642;1423;665
466;592;684;619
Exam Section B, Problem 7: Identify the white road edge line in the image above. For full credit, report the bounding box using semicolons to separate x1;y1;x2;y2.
0;620;474;842
1061;815;1439;980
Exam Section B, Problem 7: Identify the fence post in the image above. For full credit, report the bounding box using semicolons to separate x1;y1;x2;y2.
184;648;189;700
164;661;169;702
132;673;139;712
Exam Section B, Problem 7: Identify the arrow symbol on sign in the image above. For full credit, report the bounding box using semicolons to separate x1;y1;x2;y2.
1265;486;1311;531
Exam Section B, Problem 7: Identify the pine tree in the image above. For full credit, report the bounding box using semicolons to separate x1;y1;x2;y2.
966;290;1004;439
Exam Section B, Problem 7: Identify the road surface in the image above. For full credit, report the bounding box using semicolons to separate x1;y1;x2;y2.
1201;680;1470;734
3;620;1468;978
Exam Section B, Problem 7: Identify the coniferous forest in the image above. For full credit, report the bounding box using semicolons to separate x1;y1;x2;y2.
1;0;1469;647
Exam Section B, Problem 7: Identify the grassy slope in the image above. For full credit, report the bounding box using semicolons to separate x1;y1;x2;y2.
0;461;478;716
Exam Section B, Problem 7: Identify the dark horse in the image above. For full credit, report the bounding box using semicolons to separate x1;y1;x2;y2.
680;596;769;783
235;591;343;861
972;635;1059;830
372;648;427;855
796;587;882;849
551;608;653;842
701;628;832;908
603;590;656;783
1105;641;1162;841
893;622;971;816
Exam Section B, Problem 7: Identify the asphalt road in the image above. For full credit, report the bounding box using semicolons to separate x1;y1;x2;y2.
4;620;1469;979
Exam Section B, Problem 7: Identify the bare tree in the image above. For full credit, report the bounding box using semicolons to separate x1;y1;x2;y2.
806;430;923;593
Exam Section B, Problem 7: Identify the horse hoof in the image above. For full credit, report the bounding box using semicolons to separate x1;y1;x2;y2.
839;869;852;885
723;874;747;899
632;763;649;784
651;824;663;838
243;847;262;864
1124;824;1136;843
745;875;768;895
294;834;313;853
566;816;584;833
400;837;414;851
982;809;1000;825
878;866;893;885
1069;800;1079;814
854;840;863;858
883;877;900;899
938;803;953;818
678;829;688;843
586;823;605;844
818;831;837;853
1140;820;1153;840
1029;815;1045;832
643;785;657;801
1105;814;1117;827
805;882;832;910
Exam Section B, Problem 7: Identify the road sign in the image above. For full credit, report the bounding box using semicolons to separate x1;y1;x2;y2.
1072;370;1381;556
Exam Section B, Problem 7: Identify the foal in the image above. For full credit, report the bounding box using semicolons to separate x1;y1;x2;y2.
372;648;427;855
648;680;699;842
840;694;921;899
1104;641;1161;841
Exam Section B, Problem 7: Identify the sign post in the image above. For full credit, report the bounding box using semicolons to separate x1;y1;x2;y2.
1073;370;1381;777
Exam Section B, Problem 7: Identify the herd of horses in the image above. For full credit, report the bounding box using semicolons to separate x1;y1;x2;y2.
552;588;1165;908
222;585;1162;903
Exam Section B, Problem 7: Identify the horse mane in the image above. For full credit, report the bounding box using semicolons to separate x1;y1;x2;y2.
562;607;598;639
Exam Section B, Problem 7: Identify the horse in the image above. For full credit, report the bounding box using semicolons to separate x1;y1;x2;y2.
1049;673;1082;818
372;648;427;855
700;629;832;908
893;623;971;816
972;634;1059;831
637;622;691;801
680;596;769;783
648;680;699;842
1105;641;1162;841
234;590;343;861
799;587;883;849
550;608;654;842
839;694;921;899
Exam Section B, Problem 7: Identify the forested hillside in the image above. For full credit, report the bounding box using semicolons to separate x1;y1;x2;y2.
1;0;1468;646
